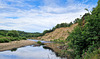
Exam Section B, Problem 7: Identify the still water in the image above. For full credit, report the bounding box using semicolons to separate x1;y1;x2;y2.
0;40;67;59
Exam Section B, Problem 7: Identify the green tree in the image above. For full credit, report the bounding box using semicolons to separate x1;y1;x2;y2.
6;30;19;37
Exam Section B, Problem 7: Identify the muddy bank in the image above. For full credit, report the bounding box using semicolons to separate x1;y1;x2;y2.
43;43;69;58
0;40;37;51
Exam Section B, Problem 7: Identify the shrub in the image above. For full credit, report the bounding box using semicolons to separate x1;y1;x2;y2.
84;49;100;59
21;37;27;40
0;38;10;43
37;41;44;45
37;41;42;44
6;30;19;37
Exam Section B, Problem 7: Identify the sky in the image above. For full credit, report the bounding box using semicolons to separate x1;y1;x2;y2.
0;0;98;33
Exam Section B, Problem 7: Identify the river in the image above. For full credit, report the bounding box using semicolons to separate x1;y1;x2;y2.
0;39;67;59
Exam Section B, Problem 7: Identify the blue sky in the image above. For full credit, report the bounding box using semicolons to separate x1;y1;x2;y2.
0;0;98;33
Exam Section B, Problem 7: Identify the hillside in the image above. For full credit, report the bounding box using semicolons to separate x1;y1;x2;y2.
37;23;78;41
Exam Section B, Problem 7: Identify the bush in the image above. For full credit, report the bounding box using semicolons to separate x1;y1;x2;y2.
0;38;4;43
84;49;100;59
6;30;19;37
0;38;10;43
13;37;20;41
37;41;42;44
21;37;27;40
0;35;4;37
37;41;44;45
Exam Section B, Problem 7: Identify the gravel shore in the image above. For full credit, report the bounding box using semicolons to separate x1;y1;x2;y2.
0;40;37;51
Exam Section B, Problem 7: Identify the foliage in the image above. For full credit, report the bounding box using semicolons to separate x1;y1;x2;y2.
0;36;27;43
21;37;27;40
37;41;42;44
18;31;42;37
6;30;19;37
0;30;43;38
0;38;10;43
0;30;8;36
37;41;44;45
52;39;66;43
84;49;100;59
73;18;80;24
66;0;100;59
0;30;28;43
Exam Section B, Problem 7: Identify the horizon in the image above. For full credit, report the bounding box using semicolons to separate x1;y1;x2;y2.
0;0;98;32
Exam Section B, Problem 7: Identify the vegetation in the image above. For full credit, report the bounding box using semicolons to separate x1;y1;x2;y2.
37;41;44;45
51;39;66;43
66;0;100;59
84;49;100;59
0;30;27;43
6;30;19;37
37;41;42;44
0;30;43;37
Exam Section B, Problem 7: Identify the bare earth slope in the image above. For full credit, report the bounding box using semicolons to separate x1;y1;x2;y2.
38;23;78;41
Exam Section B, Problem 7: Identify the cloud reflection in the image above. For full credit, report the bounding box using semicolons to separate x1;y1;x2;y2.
0;46;63;59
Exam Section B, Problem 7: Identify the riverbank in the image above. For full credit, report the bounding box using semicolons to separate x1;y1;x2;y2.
43;43;69;58
0;40;37;51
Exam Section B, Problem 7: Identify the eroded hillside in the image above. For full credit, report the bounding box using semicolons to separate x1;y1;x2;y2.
37;23;78;41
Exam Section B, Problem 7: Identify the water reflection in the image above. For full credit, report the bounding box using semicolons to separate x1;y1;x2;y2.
43;46;60;57
27;39;51;43
0;45;67;59
11;48;18;52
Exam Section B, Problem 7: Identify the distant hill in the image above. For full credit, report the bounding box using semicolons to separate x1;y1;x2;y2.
0;30;41;38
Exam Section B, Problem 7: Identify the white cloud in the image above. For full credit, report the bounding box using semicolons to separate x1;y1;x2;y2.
0;0;97;32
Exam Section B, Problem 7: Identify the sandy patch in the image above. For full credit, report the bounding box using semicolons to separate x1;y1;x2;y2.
0;40;37;51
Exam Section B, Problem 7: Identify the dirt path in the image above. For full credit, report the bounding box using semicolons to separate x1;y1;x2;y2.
0;40;37;51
